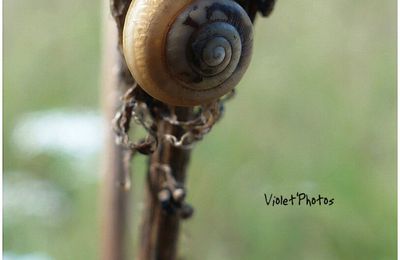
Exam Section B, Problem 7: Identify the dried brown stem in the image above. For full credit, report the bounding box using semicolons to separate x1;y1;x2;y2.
100;0;133;260
138;108;193;260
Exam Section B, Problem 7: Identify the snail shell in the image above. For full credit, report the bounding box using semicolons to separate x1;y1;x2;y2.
123;0;253;106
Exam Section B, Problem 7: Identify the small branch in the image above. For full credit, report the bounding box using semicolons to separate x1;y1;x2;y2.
138;108;193;260
100;0;133;260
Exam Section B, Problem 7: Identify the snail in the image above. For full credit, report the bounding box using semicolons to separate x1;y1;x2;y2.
123;0;253;106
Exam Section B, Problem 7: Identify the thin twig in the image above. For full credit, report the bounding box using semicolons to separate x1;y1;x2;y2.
100;0;133;260
138;108;193;260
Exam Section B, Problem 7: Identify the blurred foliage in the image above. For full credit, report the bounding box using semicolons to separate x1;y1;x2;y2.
3;0;396;259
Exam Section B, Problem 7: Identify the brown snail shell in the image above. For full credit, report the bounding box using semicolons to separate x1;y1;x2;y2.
123;0;253;106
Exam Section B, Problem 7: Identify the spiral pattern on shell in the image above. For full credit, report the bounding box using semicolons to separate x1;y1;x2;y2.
123;0;253;106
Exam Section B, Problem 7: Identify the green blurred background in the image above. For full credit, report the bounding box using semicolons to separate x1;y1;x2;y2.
3;0;396;259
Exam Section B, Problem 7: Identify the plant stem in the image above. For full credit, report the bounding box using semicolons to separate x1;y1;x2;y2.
138;108;192;260
101;0;133;259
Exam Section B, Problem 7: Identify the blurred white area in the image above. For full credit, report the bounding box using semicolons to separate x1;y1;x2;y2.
4;173;70;225
12;110;104;158
3;252;52;260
